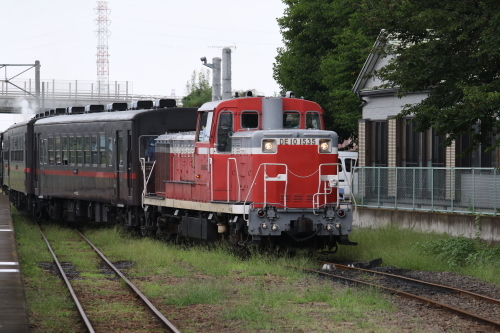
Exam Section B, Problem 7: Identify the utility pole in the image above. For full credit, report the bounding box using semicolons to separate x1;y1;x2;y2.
94;1;111;97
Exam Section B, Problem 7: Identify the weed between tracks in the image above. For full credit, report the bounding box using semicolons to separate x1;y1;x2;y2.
12;209;500;332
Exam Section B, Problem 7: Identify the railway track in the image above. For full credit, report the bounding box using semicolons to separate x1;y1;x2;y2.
295;261;500;331
36;223;180;333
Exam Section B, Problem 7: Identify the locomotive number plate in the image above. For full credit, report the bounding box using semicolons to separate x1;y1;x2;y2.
279;138;317;145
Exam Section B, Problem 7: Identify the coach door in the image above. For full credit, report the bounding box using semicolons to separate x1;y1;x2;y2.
114;130;124;205
33;134;40;193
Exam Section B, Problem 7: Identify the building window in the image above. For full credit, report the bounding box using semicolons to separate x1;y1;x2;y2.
431;129;446;167
458;134;493;167
405;120;421;167
372;121;388;166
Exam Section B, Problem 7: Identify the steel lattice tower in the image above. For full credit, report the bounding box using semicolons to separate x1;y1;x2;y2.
94;1;111;95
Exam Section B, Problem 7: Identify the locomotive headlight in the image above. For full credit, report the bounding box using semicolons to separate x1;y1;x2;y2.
319;139;331;153
262;139;277;153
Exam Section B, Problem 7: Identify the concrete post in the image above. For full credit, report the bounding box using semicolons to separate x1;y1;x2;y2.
35;60;41;110
222;48;232;100
212;57;221;101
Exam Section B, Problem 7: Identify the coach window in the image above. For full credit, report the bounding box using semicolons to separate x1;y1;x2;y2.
76;136;83;165
91;135;98;166
283;111;300;129
108;137;113;167
306;112;321;129
99;133;106;167
55;136;61;165
62;136;68;166
69;136;76;165
216;111;233;153
197;111;213;142
84;135;91;165
39;138;45;164
48;136;55;165
241;111;259;129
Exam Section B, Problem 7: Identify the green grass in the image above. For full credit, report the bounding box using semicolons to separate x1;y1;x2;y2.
335;224;500;284
13;211;82;332
13;208;500;332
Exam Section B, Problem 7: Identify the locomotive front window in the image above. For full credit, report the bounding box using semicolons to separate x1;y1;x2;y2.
283;111;300;129
217;111;233;153
306;112;321;129
241;111;259;129
197;111;213;142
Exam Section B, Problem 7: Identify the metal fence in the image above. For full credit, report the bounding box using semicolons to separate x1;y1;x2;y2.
352;167;500;216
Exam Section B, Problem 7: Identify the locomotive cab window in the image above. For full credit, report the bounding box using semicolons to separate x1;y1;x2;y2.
216;111;233;153
197;111;213;142
306;111;321;129
283;111;300;129
241;111;259;129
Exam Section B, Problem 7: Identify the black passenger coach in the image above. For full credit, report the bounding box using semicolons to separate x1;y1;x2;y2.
1;105;197;224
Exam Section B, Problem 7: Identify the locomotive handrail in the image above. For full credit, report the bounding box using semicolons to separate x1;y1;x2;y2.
243;163;289;222
227;158;241;202
312;163;341;215
140;158;156;209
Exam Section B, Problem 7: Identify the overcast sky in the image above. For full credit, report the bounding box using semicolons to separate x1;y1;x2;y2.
1;0;287;130
2;0;286;96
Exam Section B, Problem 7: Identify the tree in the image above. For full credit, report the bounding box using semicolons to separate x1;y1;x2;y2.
273;0;379;143
362;0;500;153
182;69;212;108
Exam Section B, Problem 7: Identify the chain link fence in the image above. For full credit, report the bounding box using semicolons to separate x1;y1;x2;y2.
353;167;500;216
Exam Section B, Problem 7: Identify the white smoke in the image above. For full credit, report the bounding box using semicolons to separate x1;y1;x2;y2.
14;98;37;121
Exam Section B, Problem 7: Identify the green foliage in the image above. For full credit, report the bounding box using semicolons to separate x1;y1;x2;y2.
413;237;477;268
181;69;212;107
413;235;500;269
274;0;380;143
362;0;500;153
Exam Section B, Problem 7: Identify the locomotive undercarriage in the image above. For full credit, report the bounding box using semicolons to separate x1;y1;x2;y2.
6;188;354;251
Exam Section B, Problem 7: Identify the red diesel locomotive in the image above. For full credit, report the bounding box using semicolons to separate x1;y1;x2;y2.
143;95;356;250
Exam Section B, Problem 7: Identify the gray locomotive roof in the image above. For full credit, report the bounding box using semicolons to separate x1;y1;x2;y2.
35;108;162;125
